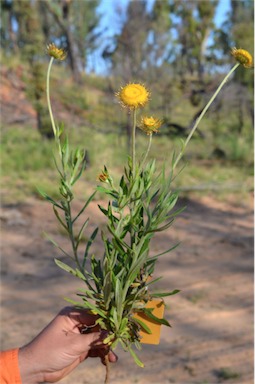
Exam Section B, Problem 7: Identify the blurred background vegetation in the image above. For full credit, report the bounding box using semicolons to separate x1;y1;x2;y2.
0;0;254;204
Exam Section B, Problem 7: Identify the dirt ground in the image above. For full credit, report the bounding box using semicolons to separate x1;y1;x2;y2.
0;194;253;384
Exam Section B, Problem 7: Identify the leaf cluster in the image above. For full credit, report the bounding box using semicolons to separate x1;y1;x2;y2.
40;132;181;365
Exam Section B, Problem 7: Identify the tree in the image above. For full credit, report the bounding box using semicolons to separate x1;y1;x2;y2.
1;0;100;81
214;0;254;131
12;0;52;137
0;0;18;53
170;0;218;83
107;0;151;81
42;0;100;82
230;0;254;127
146;0;173;81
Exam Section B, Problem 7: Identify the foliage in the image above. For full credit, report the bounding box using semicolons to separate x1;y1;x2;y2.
35;47;253;379
0;0;253;141
42;58;181;370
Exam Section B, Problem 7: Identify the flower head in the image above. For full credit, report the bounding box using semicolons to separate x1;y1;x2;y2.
46;43;67;61
231;48;253;68
116;83;150;109
98;167;112;184
139;116;162;135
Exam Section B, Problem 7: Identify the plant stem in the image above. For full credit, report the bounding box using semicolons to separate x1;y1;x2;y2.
46;57;57;138
130;108;138;251
140;133;152;170
46;57;62;160
104;354;110;384
66;200;83;271
172;62;240;170
131;108;137;176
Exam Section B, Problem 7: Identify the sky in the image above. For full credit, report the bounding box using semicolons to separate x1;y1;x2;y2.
87;0;231;74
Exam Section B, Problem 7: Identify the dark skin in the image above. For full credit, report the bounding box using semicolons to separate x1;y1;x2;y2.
18;307;117;383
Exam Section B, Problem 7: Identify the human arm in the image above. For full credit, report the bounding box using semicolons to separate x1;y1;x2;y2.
3;307;116;384
0;348;21;384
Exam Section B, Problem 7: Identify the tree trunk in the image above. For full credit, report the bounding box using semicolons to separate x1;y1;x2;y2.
65;26;81;83
45;0;81;83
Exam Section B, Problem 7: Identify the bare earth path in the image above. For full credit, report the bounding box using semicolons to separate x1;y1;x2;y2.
0;195;253;384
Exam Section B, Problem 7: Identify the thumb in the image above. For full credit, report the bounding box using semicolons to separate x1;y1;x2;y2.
75;330;108;353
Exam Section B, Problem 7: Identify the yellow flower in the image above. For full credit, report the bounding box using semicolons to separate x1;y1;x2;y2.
46;43;67;61
116;83;150;109
139;116;162;135
231;48;253;68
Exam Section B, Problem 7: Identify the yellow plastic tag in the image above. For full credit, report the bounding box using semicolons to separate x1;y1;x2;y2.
133;299;165;344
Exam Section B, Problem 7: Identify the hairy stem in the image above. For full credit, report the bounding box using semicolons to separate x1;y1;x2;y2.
131;108;137;176
46;56;62;159
172;63;240;170
140;133;152;170
46;57;56;137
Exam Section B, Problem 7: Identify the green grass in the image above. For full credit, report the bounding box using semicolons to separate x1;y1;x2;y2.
1;123;253;205
0;56;253;204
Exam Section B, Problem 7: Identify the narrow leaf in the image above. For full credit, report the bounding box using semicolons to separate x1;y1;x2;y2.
133;317;152;334
54;258;76;275
143;309;171;327
128;346;144;368
151;289;181;298
36;188;62;209
44;233;71;258
53;205;68;230
83;227;99;267
72;191;96;224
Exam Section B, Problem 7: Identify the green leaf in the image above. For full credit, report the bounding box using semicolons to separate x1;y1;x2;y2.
76;218;89;246
128;346;144;368
62;135;69;167
63;297;84;307
90;255;103;290
103;271;112;309
53;205;68;230
70;149;86;186
115;278;123;315
146;276;163;286
119;175;128;194
65;297;108;319
119;317;128;333
75;268;87;281
52;155;64;179
112;237;126;257
63;297;107;319
133;317;152;334
143;308;171;327
36;188;63;209
54;258;76;275
83;227;99;267
96;186;118;199
149;243;180;260
44;233;70;258
72;191;96;223
151;289;180;298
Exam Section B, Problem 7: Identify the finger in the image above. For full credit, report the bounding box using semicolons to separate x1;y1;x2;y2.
99;350;118;366
88;349;118;364
87;330;109;348
59;306;98;327
108;350;118;363
74;329;108;354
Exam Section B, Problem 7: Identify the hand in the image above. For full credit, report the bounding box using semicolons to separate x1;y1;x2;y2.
18;307;117;383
